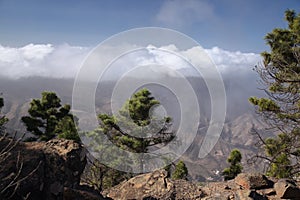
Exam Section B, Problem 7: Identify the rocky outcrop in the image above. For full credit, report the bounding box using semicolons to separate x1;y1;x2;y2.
106;171;300;200
0;138;88;200
106;170;175;199
2;136;300;200
43;139;87;199
235;173;272;190
106;170;204;200
202;174;300;200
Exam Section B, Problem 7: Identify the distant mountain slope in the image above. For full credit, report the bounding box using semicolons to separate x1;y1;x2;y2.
0;76;268;180
183;112;271;181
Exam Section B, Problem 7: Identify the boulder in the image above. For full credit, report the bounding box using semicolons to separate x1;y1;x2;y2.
107;169;204;200
107;170;174;199
0;138;87;200
235;173;271;190
274;179;300;199
43;139;86;188
0;138;45;200
235;190;268;200
256;188;276;197
42;139;87;199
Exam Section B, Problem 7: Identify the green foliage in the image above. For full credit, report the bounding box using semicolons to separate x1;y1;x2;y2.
120;89;160;126
0;97;8;134
222;149;243;180
56;115;80;142
101;166;130;189
81;159;130;192
84;88;175;189
21;91;79;142
171;160;188;180
163;157;174;178
249;10;300;178
98;88;174;154
249;97;280;112
264;135;292;178
0;96;8;134
83;127;134;191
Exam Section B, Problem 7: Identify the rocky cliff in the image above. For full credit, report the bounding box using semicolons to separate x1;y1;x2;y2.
0;137;105;200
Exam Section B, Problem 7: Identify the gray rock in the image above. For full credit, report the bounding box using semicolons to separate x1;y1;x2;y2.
235;173;271;190
274;179;300;199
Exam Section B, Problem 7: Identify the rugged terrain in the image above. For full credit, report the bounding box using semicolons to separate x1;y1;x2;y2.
1;137;300;200
105;170;300;200
0;137;89;199
0;76;268;181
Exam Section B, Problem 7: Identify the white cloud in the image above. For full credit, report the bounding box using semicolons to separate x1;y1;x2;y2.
146;45;261;77
0;43;261;80
205;47;261;78
0;43;90;79
205;47;261;73
156;0;215;27
20;44;54;60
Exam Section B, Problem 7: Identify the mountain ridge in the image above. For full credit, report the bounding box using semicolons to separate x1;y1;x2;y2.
1;76;267;180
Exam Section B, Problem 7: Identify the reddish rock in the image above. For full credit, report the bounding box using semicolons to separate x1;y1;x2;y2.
107;170;204;200
0;138;87;200
235;173;271;190
107;170;174;200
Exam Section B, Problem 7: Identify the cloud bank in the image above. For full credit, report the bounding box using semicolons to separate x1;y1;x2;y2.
0;43;90;79
205;47;261;74
0;43;261;80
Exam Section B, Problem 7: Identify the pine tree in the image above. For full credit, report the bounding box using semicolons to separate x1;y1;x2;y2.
171;160;188;180
222;149;243;180
98;88;174;154
85;88;175;188
22;91;79;141
249;10;300;178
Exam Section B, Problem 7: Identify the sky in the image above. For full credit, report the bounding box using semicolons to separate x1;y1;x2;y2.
1;0;299;52
0;0;299;79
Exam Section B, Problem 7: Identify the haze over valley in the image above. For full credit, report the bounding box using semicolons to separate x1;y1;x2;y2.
1;3;299;199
